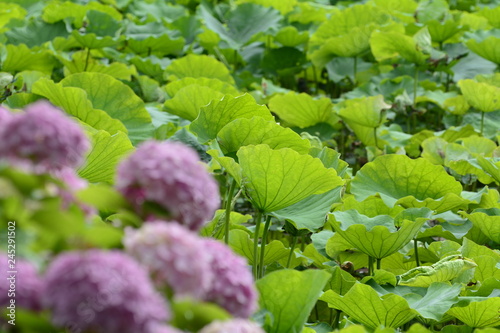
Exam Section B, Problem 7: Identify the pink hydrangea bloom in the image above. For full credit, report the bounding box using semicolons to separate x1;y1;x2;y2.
149;324;186;333
202;239;258;318
0;101;89;173
0;106;13;124
42;250;169;333
123;221;213;299
199;319;265;333
116;140;220;231
0;253;42;311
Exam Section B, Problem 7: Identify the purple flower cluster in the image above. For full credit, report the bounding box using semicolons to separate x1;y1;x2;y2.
123;221;212;299
0;253;43;311
0;101;89;173
116;141;220;231
0;102;93;216
42;250;169;333
202;239;258;318
123;221;258;318
199;319;265;333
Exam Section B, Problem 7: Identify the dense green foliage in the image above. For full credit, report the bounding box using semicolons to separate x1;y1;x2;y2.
1;0;500;332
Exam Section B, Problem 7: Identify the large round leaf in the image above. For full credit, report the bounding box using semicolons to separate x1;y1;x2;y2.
257;269;330;333
337;95;390;128
320;283;418;329
268;92;335;128
190;94;273;143
163;84;224;121
458;79;500;113
217;116;310;155
329;210;427;259
32;78;127;135
466;36;500;65
199;3;281;50
60;72;154;143
236;145;343;212
164;54;234;84
351;154;463;210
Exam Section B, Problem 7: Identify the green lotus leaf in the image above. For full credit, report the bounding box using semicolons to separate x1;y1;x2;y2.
198;3;281;50
42;1;122;28
269;147;346;231
268;92;334;128
84;10;121;37
405;282;462;321
272;188;341;232
261;47;306;77
191;94;273;143
1;44;57;75
228;229;288;266
320;283;418;329
439;125;477;143
5;20;69;48
466;36;500;65
129;56;170;82
329;210;426;259
0;3;26;29
416;0;449;24
311;4;390;47
398;255;477;287
461;238;500;261
310;25;378;66
236;144;343;213
164;54;235;84
288;3;335;24
447;297;500;328
71;31;120;49
164;77;238;97
163;85;224;121
32;78;127;134
341;195;403;218
207;149;243;184
427;19;463;43
477;6;500;29
443;95;470;115
77;130;133;184
201;210;252;239
257;269;330;333
416;90;458;108
126;32;184;57
458;80;500;113
338;95;390;128
463;209;500;244
60;72;154;143
351;154;464;211
421;136;448;165
417;213;471;243
326;266;357;295
61;51;135;80
217;117;310;155
427;241;463;264
371;0;417;23
473;255;500;282
476;73;500;87
370;31;428;65
326;232;370;270
170;301;230;333
309;147;349;177
236;0;297;15
274;26;309;47
476;156;500;184
443;139;497;184
127;1;187;22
